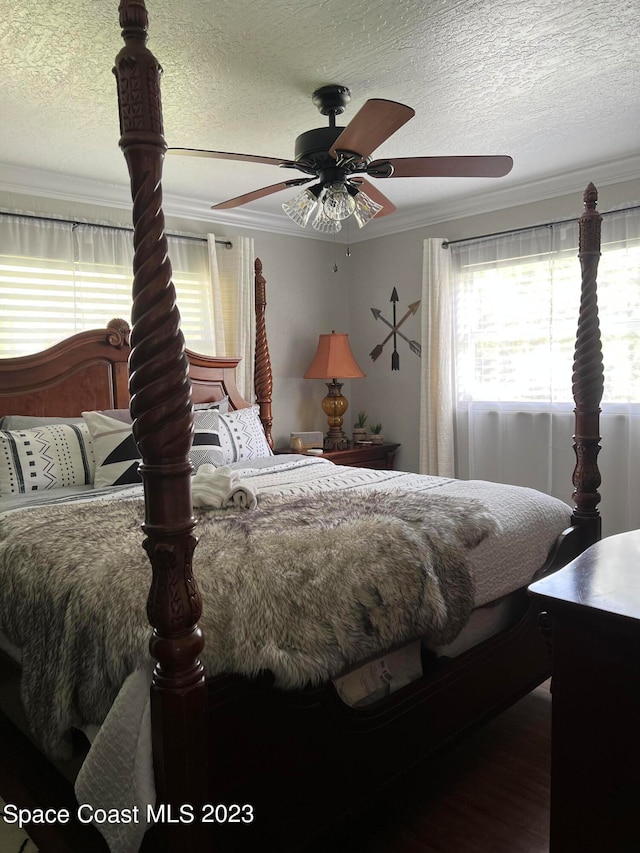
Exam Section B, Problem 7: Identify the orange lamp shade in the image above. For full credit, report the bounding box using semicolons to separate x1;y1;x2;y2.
303;332;366;380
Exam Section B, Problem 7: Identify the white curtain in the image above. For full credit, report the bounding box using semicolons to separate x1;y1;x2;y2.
0;214;214;356
419;238;455;476
449;207;640;537
206;234;256;400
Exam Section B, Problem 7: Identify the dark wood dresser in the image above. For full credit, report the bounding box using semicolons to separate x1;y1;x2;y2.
529;530;640;852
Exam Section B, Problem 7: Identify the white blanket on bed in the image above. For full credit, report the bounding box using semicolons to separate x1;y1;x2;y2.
0;455;572;607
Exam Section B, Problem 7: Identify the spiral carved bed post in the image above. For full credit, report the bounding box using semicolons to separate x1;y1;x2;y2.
254;258;274;448
113;0;206;842
571;183;604;549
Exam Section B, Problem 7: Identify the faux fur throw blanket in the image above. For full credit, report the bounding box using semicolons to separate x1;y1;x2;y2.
0;489;497;757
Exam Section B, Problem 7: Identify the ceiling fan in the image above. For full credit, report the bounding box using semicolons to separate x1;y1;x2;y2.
169;85;513;232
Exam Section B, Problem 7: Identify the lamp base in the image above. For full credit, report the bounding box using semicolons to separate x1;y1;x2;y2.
321;381;351;451
323;433;350;452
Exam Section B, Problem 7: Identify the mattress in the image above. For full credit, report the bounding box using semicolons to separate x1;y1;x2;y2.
333;591;523;707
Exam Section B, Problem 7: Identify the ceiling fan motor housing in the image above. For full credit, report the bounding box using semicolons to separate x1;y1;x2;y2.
294;126;345;166
296;84;361;169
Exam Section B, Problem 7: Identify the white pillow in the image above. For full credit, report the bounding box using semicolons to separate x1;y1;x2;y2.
0;423;95;495
216;406;273;463
190;407;227;471
83;408;226;489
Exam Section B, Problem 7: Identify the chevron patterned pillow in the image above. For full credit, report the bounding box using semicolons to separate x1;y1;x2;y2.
83;407;226;489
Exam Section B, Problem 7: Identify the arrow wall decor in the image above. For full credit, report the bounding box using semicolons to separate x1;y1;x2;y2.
370;288;421;370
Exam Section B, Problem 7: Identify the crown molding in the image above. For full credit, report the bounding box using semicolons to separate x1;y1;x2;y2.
0;164;330;239
2;155;639;243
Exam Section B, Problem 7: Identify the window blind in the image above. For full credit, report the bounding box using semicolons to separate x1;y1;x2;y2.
0;215;215;357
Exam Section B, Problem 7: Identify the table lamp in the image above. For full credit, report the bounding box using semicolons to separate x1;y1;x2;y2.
304;331;366;450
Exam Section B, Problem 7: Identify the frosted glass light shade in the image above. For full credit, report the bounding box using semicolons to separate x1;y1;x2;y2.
323;182;357;221
312;205;342;233
282;187;320;227
282;181;383;230
352;190;383;228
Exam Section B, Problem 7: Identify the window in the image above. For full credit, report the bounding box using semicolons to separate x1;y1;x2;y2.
0;214;214;357
453;210;640;406
446;204;640;537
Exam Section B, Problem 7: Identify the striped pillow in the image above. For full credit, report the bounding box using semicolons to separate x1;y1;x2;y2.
83;408;226;488
0;423;95;495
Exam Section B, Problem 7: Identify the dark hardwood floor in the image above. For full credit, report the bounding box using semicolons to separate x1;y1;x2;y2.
305;680;552;853
1;682;552;853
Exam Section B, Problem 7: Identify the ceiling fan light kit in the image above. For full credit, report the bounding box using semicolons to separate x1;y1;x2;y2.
170;84;513;229
282;180;383;231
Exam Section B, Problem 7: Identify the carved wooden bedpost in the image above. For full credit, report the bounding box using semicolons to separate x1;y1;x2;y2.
571;183;604;549
113;1;206;844
254;257;274;448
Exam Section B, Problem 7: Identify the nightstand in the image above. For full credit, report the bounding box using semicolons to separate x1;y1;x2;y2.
276;443;400;470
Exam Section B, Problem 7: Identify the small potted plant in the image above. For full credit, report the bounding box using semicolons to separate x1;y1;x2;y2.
370;423;383;444
353;410;368;446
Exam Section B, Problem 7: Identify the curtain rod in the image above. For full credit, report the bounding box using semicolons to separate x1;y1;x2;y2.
442;203;640;249
0;210;233;248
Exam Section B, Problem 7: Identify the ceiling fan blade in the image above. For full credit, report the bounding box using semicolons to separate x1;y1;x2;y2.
211;178;312;210
351;178;397;218
330;99;415;160
168;147;302;170
368;155;514;179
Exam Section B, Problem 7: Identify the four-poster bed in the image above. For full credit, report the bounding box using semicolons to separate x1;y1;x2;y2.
0;2;605;852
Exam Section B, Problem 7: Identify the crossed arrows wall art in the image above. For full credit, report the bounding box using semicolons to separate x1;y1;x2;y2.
370;287;421;370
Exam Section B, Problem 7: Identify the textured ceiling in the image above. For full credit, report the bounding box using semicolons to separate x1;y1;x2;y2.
0;0;638;239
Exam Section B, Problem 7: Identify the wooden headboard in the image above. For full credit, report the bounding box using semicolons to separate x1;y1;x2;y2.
0;318;248;416
0;319;131;417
